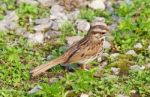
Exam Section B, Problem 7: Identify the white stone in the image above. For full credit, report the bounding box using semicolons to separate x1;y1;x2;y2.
76;20;90;32
126;50;136;56
67;10;80;21
134;43;143;49
28;32;44;44
148;45;150;51
130;65;145;71
50;5;64;15
35;18;50;25
33;23;52;32
88;0;105;10
145;63;150;69
103;40;111;49
66;36;83;46
111;67;120;75
80;93;89;97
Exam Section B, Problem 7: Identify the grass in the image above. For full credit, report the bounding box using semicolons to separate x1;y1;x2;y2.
0;0;150;96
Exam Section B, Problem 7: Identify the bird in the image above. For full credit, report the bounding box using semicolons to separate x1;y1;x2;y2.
30;21;109;77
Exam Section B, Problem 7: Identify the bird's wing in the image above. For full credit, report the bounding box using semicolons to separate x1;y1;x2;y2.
65;38;103;64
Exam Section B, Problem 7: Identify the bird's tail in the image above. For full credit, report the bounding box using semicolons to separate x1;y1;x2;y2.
30;56;66;77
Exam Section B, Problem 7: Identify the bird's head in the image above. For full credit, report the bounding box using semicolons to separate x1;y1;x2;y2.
89;21;109;41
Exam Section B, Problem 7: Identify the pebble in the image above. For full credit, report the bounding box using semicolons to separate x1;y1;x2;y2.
28;32;44;44
88;0;105;10
116;94;129;97
17;0;39;6
76;20;90;32
111;67;120;75
45;31;61;39
134;43;143;49
130;65;145;71
33;22;52;32
35;18;50;25
148;45;150;51
126;50;137;56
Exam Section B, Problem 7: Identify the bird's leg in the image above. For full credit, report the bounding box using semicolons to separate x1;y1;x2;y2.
61;64;74;72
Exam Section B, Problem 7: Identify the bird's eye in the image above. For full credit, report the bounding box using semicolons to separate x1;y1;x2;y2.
101;32;105;34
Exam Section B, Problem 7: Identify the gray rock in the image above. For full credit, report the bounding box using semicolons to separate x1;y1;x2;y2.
66;36;83;46
67;9;80;21
50;5;64;15
35;18;50;25
134;43;143;49
93;17;105;23
0;11;19;31
130;65;145;71
50;21;59;30
38;0;56;8
17;0;39;6
76;20;90;32
28;85;42;94
105;0;114;14
16;28;26;35
126;50;137;56
103;40;111;49
33;22;52;32
88;0;105;10
111;67;120;75
99;61;108;70
45;31;61;39
28;32;44;44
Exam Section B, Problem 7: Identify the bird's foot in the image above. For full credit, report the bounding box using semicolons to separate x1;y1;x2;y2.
61;64;74;72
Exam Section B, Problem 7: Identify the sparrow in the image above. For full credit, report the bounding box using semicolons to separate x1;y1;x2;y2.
31;21;109;77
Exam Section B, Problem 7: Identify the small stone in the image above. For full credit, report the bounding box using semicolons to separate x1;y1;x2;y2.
51;21;59;30
5;11;19;22
130;65;145;71
148;45;150;51
17;0;39;6
126;50;136;56
38;0;55;8
103;40;111;49
88;0;105;10
28;85;42;94
50;5;64;15
67;9;80;21
35;18;50;25
66;36;83;46
28;32;44;44
76;20;90;32
45;31;61;39
16;28;26;35
33;23;52;32
99;61;108;70
80;93;89;97
111;67;120;75
93;17;105;23
117;94;129;97
134;43;143;49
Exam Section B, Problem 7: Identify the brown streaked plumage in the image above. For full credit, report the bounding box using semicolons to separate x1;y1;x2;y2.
30;21;109;77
